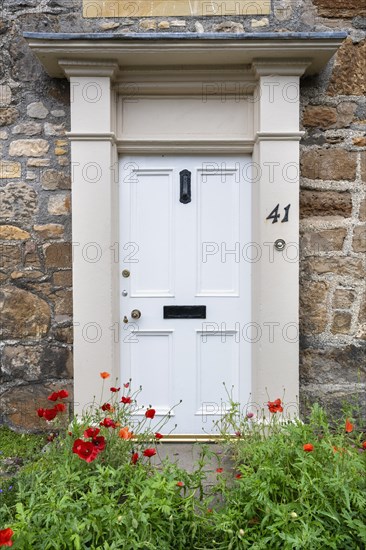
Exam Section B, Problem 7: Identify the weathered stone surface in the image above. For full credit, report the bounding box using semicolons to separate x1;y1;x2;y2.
353;137;366;147
300;280;329;335
44;242;72;268
33;224;64;239
48;194;71;215
0;160;21;178
336;102;357;128
12;121;42;135
359;197;366;222
54;326;73;344
139;19;156;30
301;148;357;181
304;257;364;278
41;169;71;190
0;286;51;339
301;386;366;420
27;158;50;167
0;381;73;431
0;85;12;106
51;110;66;117
301;228;347;255
99;22;120;30
251;17;269;27
352;225;366;252
361;152;366;182
0;182;38;222
9;139;49;157
300;189;352;219
331;312;352;334
0;225;30;240
328;38;366;96
313;0;366;18
0;131;8;140
303;106;337;129
1;345;43;381
53;270;72;286
0;107;18;126
158;21;170;29
194;21;204;33
23;241;41;269
213;21;244;33
10;270;44;280
0;244;21;271
300;344;366;386
50;289;73;315
26;101;49;119
44;122;66;136
333;288;355;309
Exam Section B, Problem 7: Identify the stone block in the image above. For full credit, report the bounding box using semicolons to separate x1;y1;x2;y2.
301;148;357;181
0;107;19;126
303;106;337;129
352;225;366;252
301;227;347;255
48;194;71;215
328;38;366;96
0;85;12;106
313;0;366;18
0;286;51;339
359;197;366;222
361;152;366;182
300;344;366;386
49;289;73;315
0;161;21;178
0;225;30;240
213;21;244;32
300;280;329;335
9;139;49;157
54;326;73;344
27;158;50;167
333;288;355;309
44;242;72;268
331;312;352;334
53;270;72;286
0;182;38;222
353;137;366;147
300;189;352;219
0;244;21;271
12;122;42;135
41;169;71;190
26;102;49;119
304;257;364;279
33;224;64;239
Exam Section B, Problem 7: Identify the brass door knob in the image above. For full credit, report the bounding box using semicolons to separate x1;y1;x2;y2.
131;309;141;320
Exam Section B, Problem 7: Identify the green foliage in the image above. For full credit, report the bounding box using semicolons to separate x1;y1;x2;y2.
1;381;365;550
0;426;44;459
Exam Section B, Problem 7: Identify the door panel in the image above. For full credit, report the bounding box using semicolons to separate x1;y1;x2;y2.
120;155;251;435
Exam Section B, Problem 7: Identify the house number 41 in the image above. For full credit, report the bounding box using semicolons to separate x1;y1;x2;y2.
266;203;291;224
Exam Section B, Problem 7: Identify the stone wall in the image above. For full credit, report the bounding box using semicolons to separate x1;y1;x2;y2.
0;0;365;430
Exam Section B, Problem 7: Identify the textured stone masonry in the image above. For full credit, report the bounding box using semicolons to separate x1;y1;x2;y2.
0;0;365;429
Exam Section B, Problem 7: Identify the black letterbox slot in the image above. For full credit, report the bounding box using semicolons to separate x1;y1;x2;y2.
163;306;206;319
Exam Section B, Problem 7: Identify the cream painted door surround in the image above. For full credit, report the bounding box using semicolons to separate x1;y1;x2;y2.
25;32;345;435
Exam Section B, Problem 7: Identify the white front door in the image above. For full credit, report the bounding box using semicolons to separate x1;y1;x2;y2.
120;155;251;435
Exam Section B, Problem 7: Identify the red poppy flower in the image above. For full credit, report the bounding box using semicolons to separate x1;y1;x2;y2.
100;372;110;379
246;412;254;419
235;431;241;437
110;387;120;393
362;441;366;450
92;436;106;452
72;439;99;463
101;403;113;411
176;481;184;487
131;452;139;464
100;417;116;429
267;398;283;414
216;468;223;473
155;432;163;440
84;427;100;439
124;382;130;388
303;443;314;452
121;396;132;405
345;419;354;433
145;408;156;419
55;403;66;412
47;391;59;402
0;528;14;547
143;448;156;458
58;389;69;399
37;408;44;418
43;408;58;421
235;474;242;479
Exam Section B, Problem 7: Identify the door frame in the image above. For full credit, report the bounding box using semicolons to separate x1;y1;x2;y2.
25;32;345;422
